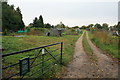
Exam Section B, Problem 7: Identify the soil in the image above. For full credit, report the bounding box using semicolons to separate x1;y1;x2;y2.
60;31;118;78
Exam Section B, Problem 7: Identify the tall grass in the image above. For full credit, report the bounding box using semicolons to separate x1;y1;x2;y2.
88;31;119;61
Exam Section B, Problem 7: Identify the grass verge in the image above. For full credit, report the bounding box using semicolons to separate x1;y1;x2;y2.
82;31;97;62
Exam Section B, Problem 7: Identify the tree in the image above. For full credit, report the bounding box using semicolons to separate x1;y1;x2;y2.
72;26;79;29
32;15;44;28
44;23;53;28
51;25;54;28
102;23;108;30
86;24;94;31
87;24;93;28
32;17;39;27
16;7;25;30
11;5;14;9
39;15;44;28
60;22;65;28
55;22;66;28
2;2;25;33
94;23;102;30
29;23;33;27
81;25;87;29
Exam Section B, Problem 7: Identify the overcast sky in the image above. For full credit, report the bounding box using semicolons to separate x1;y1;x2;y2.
8;0;119;27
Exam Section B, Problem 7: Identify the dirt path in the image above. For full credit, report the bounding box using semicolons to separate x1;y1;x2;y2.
61;31;118;78
61;32;100;78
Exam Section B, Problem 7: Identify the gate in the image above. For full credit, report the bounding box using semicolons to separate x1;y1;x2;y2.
2;42;63;79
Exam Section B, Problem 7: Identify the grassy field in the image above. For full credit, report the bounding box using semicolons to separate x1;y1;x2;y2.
88;31;119;61
82;31;97;62
2;34;81;78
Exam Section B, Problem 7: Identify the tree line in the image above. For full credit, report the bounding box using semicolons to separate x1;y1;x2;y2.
80;23;109;30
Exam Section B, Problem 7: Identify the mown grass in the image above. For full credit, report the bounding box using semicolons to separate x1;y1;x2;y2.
82;31;97;62
88;31;119;61
2;35;81;64
2;34;81;78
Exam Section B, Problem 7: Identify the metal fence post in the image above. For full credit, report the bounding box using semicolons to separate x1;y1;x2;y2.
42;53;44;76
60;42;63;65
